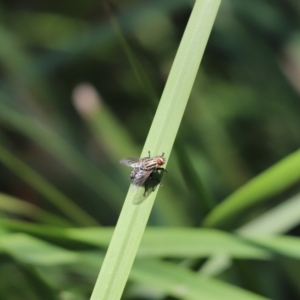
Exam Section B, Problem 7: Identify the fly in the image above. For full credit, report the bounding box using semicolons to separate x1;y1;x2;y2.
120;151;167;195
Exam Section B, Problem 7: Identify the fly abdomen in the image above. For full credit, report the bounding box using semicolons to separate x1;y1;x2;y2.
130;168;139;179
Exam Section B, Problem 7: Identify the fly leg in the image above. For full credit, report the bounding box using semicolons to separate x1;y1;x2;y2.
157;168;167;173
143;171;159;196
143;168;167;196
143;177;160;196
154;168;167;188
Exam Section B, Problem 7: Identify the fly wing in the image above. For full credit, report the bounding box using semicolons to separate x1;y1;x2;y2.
133;169;152;186
119;158;141;168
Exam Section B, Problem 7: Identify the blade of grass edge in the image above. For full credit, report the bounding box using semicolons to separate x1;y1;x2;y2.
89;1;221;299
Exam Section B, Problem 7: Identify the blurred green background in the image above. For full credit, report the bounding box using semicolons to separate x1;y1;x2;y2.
1;0;300;299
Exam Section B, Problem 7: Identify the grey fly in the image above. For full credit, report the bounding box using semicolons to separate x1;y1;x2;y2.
120;152;167;195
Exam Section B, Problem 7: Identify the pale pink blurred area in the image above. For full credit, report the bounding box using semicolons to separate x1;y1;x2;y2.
72;83;101;117
280;35;300;95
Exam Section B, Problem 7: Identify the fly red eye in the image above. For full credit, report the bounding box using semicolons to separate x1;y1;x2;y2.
157;157;165;165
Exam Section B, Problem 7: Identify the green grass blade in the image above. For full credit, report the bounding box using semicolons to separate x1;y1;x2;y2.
137;228;269;259
0;233;78;266
203;148;300;228
0;220;271;260
237;192;300;236
90;1;221;299
0;193;72;226
132;259;269;300
0;232;269;300
246;235;300;260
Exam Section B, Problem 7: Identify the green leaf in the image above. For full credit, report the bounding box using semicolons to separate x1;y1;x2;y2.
138;228;270;259
247;235;300;260
238;193;300;236
0;233;78;266
89;1;222;297
203;148;300;227
0;193;72;226
0;221;271;260
131;259;269;300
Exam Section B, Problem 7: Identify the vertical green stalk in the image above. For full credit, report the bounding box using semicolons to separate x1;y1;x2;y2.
90;1;221;299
